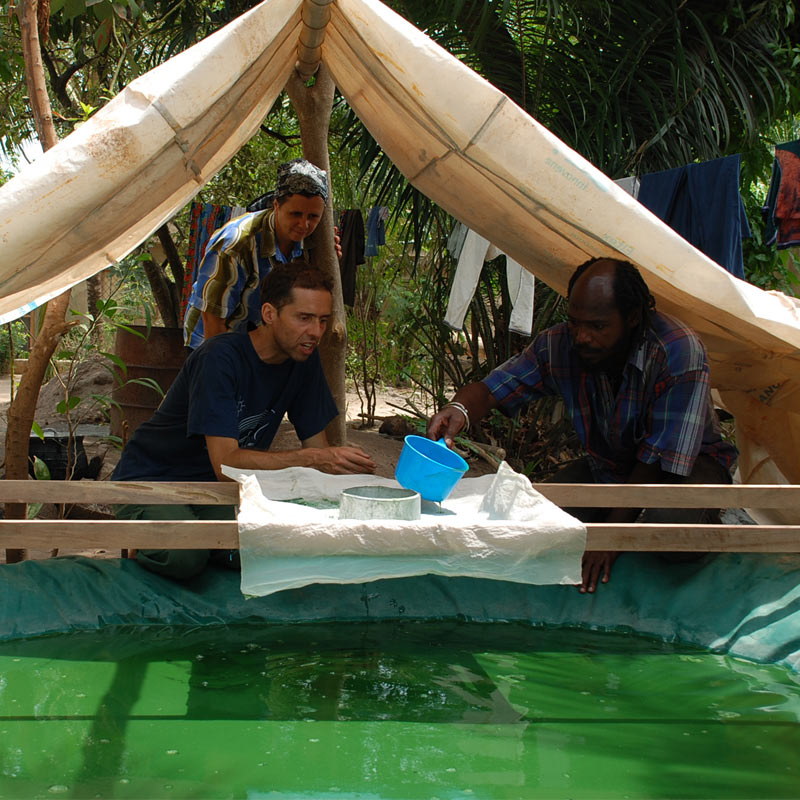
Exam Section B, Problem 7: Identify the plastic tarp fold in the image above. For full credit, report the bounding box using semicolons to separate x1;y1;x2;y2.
1;0;799;485
0;0;302;322
2;554;799;674
223;463;586;596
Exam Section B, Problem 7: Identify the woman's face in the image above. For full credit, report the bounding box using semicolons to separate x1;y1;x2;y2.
273;194;325;251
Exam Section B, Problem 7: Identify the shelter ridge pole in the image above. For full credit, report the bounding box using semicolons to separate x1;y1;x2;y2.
297;0;333;79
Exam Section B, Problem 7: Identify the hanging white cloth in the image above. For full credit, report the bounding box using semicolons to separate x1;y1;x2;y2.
505;257;535;335
445;226;535;335
614;176;641;198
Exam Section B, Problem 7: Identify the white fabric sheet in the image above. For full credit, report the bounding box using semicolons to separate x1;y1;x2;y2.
223;462;586;596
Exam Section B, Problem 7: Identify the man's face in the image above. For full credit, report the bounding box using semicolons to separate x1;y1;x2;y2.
273;194;325;246
567;270;638;373
265;288;332;362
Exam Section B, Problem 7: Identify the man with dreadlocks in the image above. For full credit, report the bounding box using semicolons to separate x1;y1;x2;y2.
427;257;737;593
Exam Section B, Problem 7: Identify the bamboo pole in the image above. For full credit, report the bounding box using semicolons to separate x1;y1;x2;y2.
296;0;333;79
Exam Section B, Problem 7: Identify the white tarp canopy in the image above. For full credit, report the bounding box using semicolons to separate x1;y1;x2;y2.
1;0;799;484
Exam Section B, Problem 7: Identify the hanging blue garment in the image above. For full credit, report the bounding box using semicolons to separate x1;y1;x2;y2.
762;140;800;250
638;155;750;280
365;206;387;256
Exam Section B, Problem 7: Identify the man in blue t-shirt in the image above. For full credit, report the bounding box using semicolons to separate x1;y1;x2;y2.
428;258;737;595
114;263;376;579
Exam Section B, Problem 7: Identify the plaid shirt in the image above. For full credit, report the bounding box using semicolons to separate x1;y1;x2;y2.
483;312;737;482
183;210;306;348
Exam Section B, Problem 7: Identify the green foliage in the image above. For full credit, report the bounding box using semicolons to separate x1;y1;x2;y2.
42;262;157;448
0;319;30;371
27;456;50;519
0;0;260;154
345;243;429;425
346;1;800;262
739;114;800;292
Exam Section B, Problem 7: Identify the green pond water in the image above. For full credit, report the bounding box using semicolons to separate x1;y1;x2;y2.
0;621;798;799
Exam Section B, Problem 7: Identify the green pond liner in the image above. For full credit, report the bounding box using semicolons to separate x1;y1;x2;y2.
0;622;798;799
0;552;798;672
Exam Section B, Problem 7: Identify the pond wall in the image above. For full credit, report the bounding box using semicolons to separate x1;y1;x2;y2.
1;552;798;672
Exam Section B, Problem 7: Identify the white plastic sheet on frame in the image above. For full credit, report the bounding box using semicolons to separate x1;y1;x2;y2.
0;0;798;486
224;463;586;596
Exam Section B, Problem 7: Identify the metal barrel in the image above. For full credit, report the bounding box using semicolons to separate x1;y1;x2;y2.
109;325;186;441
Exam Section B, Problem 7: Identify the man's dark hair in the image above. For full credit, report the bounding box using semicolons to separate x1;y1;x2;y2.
568;257;656;333
260;262;333;309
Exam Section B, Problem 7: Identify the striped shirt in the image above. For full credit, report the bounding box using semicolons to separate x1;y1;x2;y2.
483;312;737;482
183;210;305;349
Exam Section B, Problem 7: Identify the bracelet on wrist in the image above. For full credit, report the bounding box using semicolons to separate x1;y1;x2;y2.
443;401;470;430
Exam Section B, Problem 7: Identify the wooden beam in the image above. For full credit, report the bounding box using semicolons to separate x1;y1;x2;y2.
0;520;238;549
0;481;239;505
531;484;800;509
585;523;800;552
0;520;798;552
1;481;798;508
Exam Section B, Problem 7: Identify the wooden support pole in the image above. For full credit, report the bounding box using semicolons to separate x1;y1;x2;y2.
1;482;798;509
296;0;333;79
0;520;798;552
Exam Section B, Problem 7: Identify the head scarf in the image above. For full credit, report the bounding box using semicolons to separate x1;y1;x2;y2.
246;159;329;212
275;158;329;203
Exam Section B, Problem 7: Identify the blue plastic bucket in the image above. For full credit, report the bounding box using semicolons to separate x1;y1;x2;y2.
395;435;469;502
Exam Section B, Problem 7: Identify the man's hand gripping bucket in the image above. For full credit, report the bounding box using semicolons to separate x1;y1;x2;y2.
395;435;468;502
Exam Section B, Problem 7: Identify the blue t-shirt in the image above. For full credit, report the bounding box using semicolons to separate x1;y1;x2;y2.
112;332;338;482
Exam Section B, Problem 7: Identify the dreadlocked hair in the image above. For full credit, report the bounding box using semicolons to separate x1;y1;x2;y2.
568;257;656;336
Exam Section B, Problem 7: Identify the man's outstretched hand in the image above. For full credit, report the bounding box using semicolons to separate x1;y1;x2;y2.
314;445;376;475
578;550;619;593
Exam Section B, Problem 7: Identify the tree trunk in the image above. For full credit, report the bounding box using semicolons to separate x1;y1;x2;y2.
87;274;103;345
18;0;57;151
5;0;69;564
285;64;347;446
143;257;179;328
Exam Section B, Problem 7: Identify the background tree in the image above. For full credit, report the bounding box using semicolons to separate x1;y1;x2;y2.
4;0;72;565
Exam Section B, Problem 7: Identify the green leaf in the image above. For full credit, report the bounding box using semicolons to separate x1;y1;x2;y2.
92;0;113;20
56;396;82;414
101;351;127;373
62;0;86;20
32;456;51;481
98;297;118;317
90;393;113;409
31;421;45;440
94;17;113;52
114;323;146;338
128;376;165;397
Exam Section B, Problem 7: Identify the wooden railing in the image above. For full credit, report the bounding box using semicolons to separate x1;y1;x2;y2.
0;481;798;553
